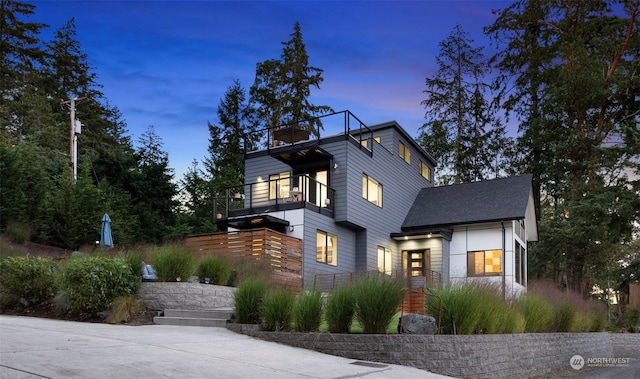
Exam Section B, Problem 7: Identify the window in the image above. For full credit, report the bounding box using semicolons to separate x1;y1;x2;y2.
362;174;383;207
399;141;410;164
467;250;502;276
420;160;432;181
360;136;380;149
269;172;290;199
316;230;337;266
377;246;392;275
515;242;525;285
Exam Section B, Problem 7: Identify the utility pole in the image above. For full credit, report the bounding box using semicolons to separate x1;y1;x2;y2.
62;97;85;182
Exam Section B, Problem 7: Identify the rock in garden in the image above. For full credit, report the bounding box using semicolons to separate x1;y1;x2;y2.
398;313;436;334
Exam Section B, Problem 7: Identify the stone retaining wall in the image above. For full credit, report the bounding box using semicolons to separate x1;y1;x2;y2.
137;282;235;310
226;327;627;379
611;333;640;358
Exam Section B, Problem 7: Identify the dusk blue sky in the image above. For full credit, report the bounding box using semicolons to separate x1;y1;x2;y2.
31;1;512;180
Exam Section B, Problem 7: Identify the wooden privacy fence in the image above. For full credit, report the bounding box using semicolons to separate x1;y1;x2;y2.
185;228;303;292
630;283;640;309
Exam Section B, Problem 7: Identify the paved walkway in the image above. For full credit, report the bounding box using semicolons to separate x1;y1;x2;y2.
0;315;454;379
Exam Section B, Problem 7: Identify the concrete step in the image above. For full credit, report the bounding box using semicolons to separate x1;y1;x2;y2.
153;316;228;327
163;309;233;319
153;308;234;327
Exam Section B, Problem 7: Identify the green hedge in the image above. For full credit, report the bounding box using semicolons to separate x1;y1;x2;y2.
0;256;57;307
57;255;139;319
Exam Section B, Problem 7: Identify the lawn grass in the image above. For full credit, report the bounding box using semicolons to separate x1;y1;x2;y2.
319;312;401;334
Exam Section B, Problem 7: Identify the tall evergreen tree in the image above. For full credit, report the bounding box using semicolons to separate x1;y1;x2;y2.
418;24;508;185
0;0;48;145
205;79;257;198
250;22;333;143
177;160;214;234
130;126;178;243
487;0;640;295
43;18;121;156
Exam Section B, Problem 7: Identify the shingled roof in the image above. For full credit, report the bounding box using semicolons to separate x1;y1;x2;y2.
402;174;534;231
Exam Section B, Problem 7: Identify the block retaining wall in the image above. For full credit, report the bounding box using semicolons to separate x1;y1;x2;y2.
226;325;639;379
137;282;235;310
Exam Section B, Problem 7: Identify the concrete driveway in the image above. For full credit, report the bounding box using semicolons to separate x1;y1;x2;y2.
0;315;454;379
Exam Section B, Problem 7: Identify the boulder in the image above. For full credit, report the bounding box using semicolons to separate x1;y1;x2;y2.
398;313;436;334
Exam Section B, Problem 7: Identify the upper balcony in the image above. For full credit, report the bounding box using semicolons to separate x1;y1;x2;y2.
244;110;377;159
217;174;335;232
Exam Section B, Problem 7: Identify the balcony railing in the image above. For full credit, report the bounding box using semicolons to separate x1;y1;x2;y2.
244;110;376;153
225;174;335;216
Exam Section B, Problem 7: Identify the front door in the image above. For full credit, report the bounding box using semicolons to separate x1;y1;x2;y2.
402;249;431;288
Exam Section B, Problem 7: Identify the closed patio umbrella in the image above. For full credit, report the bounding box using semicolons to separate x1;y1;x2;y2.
100;213;113;248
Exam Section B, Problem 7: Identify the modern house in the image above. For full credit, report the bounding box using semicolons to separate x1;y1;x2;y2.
212;111;538;298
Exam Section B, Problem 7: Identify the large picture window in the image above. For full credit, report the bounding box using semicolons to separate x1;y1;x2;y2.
467;250;502;276
269;172;290;200
316;230;337;266
362;174;383;207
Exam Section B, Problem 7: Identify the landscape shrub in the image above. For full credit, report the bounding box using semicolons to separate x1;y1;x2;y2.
516;293;555;332
226;255;272;287
234;277;268;324
430;283;483;334
196;255;232;285
260;288;295;331
124;251;144;279
6;221;31;244
325;283;356;333
0;256;57;307
554;302;575;332
106;295;144;324
569;311;590;332
292;289;323;332
610;307;639;332
352;275;405;334
499;306;526;334
588;310;607;332
57;255;138;319
471;283;510;334
151;245;195;282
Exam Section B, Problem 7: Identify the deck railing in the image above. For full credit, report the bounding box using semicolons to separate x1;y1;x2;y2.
243;110;374;153
225;174;335;216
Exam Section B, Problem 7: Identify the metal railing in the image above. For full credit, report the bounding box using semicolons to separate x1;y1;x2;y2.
243;110;375;154
313;270;443;293
224;174;335;216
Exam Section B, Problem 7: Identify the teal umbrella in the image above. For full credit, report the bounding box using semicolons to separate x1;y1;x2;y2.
100;213;113;248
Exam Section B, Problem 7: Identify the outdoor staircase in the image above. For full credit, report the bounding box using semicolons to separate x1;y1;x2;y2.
153;308;234;327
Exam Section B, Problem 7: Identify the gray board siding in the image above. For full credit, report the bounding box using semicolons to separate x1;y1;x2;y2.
301;209;357;289
245;125;434;274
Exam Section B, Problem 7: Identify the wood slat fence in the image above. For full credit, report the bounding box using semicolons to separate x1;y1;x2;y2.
185;228;303;292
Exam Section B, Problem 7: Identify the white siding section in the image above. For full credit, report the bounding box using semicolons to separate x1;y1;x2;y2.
449;222;525;297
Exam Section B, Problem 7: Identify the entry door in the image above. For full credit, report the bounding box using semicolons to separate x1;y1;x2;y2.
402;249;431;288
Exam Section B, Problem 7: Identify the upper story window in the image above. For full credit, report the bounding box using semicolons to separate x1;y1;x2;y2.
269;172;290;199
317;230;337;266
362;173;383;207
420;160;432;181
467;249;502;277
399;141;410;164
360;136;381;149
